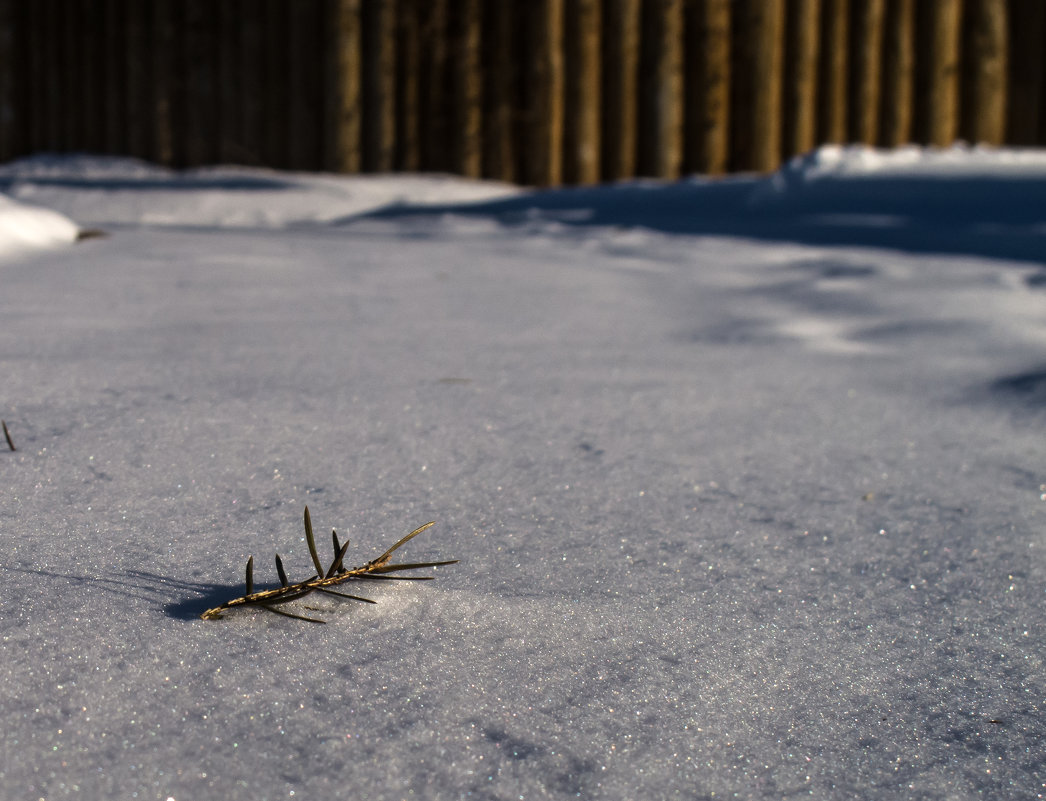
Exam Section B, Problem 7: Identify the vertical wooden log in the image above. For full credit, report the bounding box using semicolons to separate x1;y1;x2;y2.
14;3;30;158
782;0;821;160
396;0;421;171
452;0;483;177
288;0;322;170
25;2;44;152
103;0;126;155
915;0;962;147
961;0;1007;145
640;0;683;178
483;0;517;182
184;0;217;166
217;1;241;163
419;0;449;171
78;0;101;154
152;0;177;165
523;0;564;185
1005;0;1042;145
287;0;307;168
40;0;63;150
23;2;37;151
42;0;64;150
818;0;848;143
264;0;290;168
755;0;785;171
12;2;29;158
602;0;640;179
733;0;784;172
324;0;362;172
849;0;884;144
880;0;914;145
238;0;266;165
363;0;396;171
564;0;602;184
686;0;730;175
0;0;16;160
61;0;80;150
125;1;152;160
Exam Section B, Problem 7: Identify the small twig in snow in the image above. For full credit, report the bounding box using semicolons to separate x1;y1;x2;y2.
201;506;457;624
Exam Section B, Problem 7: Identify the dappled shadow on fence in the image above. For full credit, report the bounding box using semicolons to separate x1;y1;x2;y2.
345;171;1046;265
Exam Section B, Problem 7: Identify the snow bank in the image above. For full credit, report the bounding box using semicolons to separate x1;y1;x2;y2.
770;142;1046;179
5;145;1044;248
0;192;79;255
0;153;521;229
749;143;1046;225
336;143;1046;264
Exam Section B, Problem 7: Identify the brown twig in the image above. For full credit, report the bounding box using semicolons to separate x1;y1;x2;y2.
2;420;15;451
201;506;457;623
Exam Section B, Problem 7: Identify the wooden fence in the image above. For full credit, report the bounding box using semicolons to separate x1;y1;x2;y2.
0;0;1040;185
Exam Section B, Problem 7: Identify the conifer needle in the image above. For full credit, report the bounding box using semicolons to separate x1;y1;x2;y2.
326;538;352;577
262;605;326;624
304;506;324;577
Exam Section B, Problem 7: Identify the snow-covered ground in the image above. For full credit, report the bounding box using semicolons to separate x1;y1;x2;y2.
1;146;1045;800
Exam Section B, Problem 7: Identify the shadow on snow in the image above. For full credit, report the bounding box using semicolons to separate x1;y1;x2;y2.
342;171;1046;265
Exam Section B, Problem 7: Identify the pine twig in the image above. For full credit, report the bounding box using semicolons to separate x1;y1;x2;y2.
2;420;15;451
201;506;457;623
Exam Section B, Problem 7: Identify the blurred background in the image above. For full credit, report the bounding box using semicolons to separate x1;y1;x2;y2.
0;0;1037;185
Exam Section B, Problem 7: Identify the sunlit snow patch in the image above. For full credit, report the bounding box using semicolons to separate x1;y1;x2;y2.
0;192;79;256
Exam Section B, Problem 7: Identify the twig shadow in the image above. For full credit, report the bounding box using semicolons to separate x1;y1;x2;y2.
5;565;227;619
122;570;246;621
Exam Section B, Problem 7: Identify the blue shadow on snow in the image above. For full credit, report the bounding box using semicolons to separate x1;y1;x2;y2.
343;172;1046;265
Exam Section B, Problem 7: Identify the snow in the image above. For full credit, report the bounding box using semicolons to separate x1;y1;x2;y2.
1;146;1045;800
0;192;78;256
0;154;519;229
